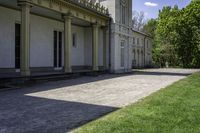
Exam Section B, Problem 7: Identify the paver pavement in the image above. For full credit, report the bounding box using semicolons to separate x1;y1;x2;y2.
0;69;199;133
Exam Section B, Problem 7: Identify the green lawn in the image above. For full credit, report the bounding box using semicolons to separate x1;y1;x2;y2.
74;72;200;133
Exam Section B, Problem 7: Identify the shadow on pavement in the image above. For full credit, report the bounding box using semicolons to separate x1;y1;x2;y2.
0;92;118;133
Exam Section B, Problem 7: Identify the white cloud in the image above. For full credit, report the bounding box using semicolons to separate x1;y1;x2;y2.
144;2;158;7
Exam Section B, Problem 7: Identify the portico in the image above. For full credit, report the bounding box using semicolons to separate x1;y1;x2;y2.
0;0;110;77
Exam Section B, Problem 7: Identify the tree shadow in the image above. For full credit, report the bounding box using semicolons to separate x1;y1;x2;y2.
0;92;118;133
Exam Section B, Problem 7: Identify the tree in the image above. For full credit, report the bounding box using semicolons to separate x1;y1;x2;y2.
154;5;181;67
174;0;200;68
132;11;146;31
151;0;200;68
143;19;157;36
134;0;200;68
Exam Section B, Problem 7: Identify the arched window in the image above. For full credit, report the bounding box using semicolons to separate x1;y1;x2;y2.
133;37;135;45
121;41;125;67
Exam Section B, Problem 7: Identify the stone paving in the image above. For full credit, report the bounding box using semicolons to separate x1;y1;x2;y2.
0;69;199;133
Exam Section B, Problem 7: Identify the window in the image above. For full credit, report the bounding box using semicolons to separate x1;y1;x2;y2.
122;5;125;24
72;33;77;47
137;50;140;67
54;31;57;67
141;50;144;66
133;49;136;65
15;23;21;69
58;32;62;67
121;41;125;67
54;31;62;68
133;37;135;45
137;38;140;45
132;49;136;67
133;49;136;59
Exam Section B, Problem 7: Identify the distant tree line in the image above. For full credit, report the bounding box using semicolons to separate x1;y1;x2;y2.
142;0;200;68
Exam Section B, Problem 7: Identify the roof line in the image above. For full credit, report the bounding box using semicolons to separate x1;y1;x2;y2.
132;29;152;38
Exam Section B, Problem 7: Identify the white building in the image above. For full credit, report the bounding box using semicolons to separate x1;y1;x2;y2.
0;0;152;78
132;30;152;68
0;0;110;77
100;0;133;73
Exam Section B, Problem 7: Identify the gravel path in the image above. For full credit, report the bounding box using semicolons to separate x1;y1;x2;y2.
0;69;199;133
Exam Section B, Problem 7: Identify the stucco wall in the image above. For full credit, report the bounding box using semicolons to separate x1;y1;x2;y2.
98;28;103;66
84;27;92;66
0;6;103;69
0;6;20;68
83;27;104;67
71;25;85;66
30;16;91;67
30;15;64;67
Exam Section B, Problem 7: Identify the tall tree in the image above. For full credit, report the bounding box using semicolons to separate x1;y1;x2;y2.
145;0;200;68
132;11;146;31
155;5;181;67
175;0;200;67
143;19;157;36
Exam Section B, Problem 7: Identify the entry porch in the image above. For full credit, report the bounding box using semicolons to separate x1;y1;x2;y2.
0;0;110;78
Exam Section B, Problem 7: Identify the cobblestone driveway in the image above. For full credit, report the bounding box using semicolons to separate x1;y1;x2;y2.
0;69;199;133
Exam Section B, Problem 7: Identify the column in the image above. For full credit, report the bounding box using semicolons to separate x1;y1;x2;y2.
64;15;72;73
20;2;31;76
92;24;99;71
103;27;108;69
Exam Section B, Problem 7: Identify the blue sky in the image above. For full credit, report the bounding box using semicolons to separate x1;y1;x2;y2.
132;0;191;19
